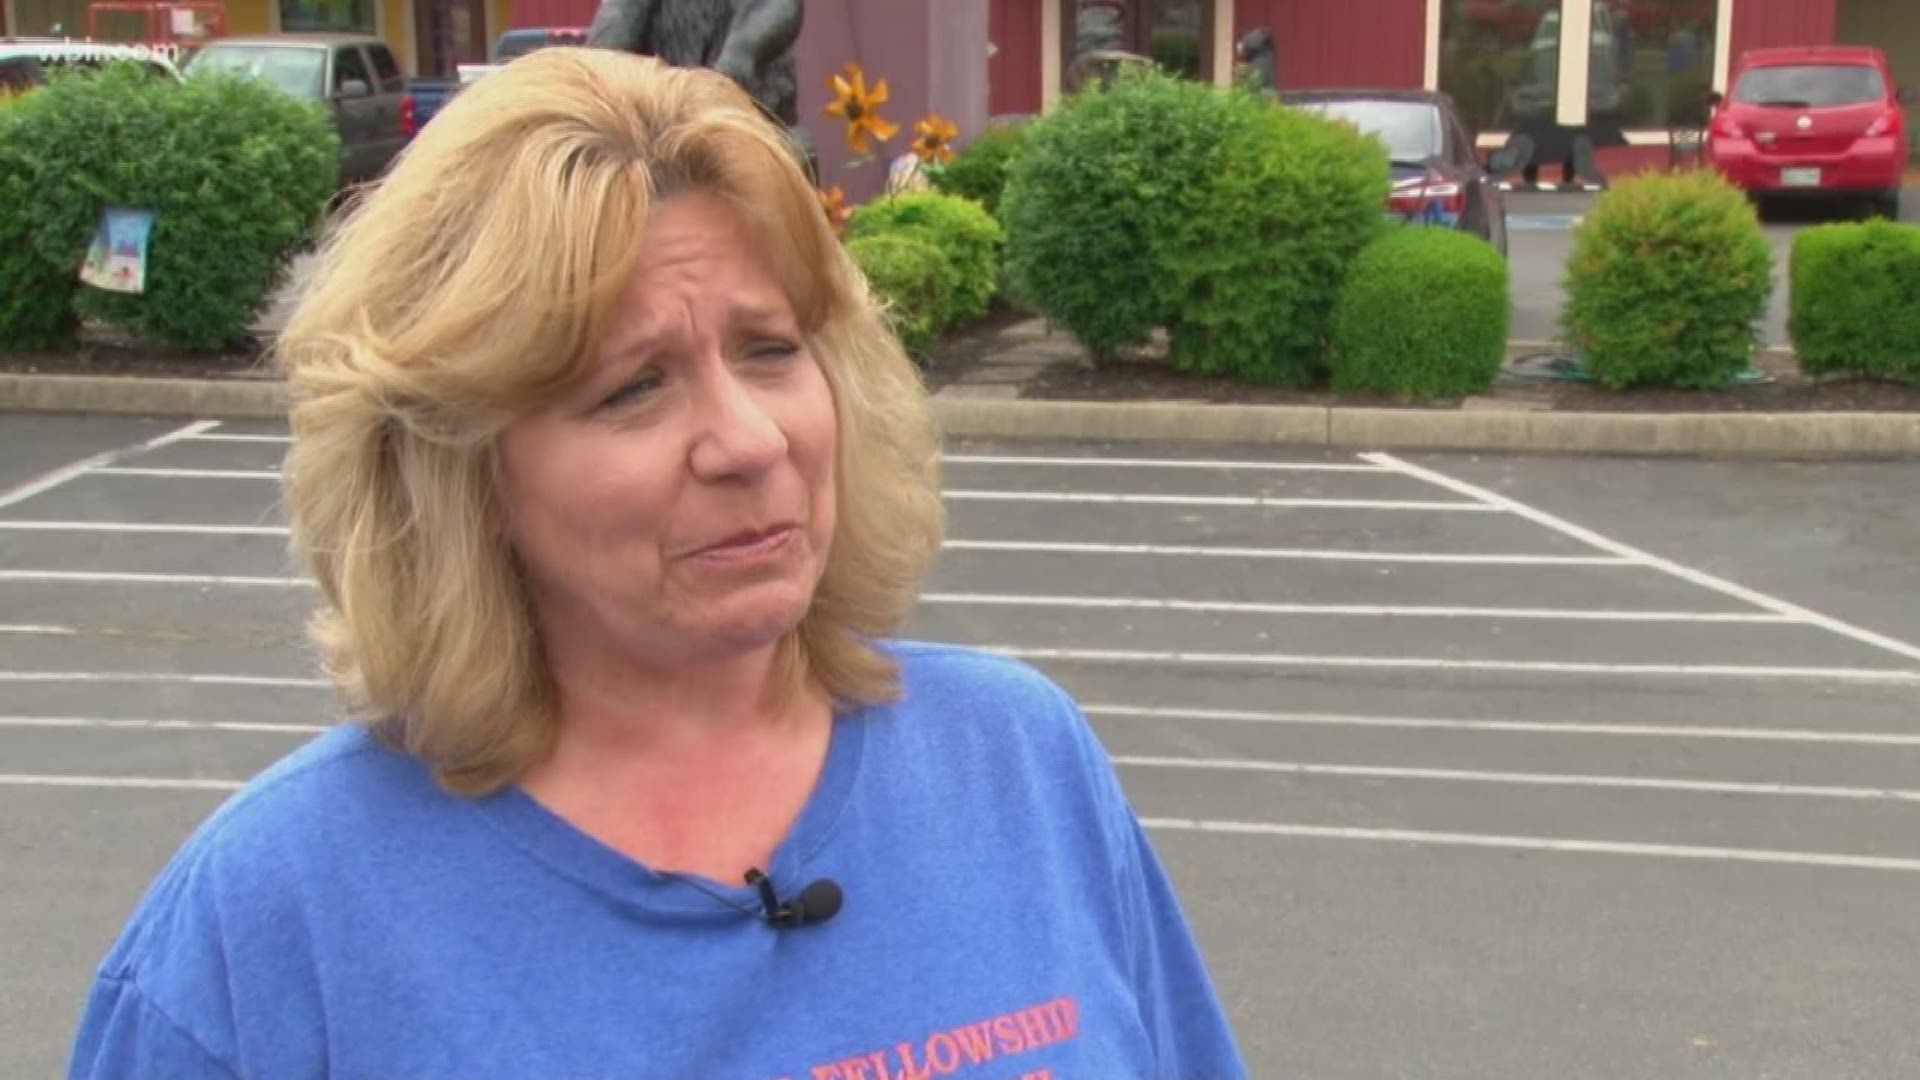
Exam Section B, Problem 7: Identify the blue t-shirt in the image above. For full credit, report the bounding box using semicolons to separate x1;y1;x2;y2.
68;641;1248;1079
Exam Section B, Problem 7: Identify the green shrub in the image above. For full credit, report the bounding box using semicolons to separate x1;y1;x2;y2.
1789;220;1920;383
1332;226;1510;401
926;122;1027;218
1160;91;1391;384
0;62;338;354
1001;68;1230;362
845;191;1003;329
0;87;80;350
1560;169;1773;389
845;233;952;355
1002;66;1390;384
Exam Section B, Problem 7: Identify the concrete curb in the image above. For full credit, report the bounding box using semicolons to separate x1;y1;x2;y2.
5;373;1919;457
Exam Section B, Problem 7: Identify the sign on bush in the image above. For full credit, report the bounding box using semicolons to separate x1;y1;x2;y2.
78;207;156;294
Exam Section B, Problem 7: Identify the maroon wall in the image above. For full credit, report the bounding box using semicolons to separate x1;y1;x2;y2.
1234;0;1425;90
990;0;1044;117
1730;0;1837;62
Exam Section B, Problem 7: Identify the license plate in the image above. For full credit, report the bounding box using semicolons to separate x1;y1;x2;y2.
1782;167;1822;188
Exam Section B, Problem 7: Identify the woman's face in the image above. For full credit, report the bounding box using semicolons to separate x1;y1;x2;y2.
497;190;838;676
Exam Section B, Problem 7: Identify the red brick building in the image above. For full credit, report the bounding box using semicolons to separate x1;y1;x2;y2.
491;0;1918;197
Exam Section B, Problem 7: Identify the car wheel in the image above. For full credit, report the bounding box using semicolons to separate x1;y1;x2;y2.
1873;190;1902;220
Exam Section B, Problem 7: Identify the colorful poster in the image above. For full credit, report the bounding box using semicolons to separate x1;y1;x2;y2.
78;208;156;294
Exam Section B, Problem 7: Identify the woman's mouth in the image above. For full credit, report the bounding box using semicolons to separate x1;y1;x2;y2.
694;524;797;562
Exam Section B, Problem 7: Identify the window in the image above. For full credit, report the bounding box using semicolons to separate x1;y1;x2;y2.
186;44;326;100
1297;100;1445;162
1438;0;1563;133
368;43;404;91
280;0;373;33
1586;1;1719;128
1733;64;1886;109
333;45;372;94
1063;1;1213;91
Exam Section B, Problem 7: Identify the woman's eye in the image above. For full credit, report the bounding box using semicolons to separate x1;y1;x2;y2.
598;371;661;411
747;339;801;362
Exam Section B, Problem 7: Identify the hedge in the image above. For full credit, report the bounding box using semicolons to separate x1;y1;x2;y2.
1332;226;1510;401
0;62;338;353
1560;169;1773;389
926;122;1027;218
845;233;951;355
1789;220;1920;383
845;191;1003;330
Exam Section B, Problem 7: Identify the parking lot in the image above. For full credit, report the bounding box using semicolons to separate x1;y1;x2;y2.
5;413;1920;1077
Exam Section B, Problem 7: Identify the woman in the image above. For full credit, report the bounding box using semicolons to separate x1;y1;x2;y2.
68;46;1246;1078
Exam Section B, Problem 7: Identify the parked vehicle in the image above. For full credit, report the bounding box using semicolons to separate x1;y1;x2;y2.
1706;46;1914;218
180;33;408;186
455;26;586;87
1;37;184;94
1281;88;1510;257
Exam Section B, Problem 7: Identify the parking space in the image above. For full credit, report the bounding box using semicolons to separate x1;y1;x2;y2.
4;416;1920;1077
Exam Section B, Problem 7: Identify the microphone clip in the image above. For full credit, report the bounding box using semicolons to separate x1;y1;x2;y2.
743;868;841;929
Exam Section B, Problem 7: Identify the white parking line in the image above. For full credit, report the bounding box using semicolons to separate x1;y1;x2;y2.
93;467;280;480
1087;704;1920;747
921;593;1792;623
0;717;327;734
0;624;76;635
1142;818;1920;873
0;570;308;587
1116;755;1920;803
942;454;1391;472
181;433;288;444
990;646;1920;683
0;521;291;535
1367;453;1920;665
0;671;329;688
0;420;217;510
946;490;1494;511
943;540;1634;566
0;773;241;792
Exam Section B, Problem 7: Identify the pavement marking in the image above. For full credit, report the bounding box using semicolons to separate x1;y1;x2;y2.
0;521;291;535
1368;453;1920;666
0;420;217;510
0;716;328;734
990;646;1920;683
93;467;281;480
0;671;330;688
0;773;242;792
946;490;1495;511
1141;818;1920;873
0;624;77;635
1116;755;1920;803
1087;704;1920;747
0;570;309;587
922;593;1793;623
942;540;1636;566
181;433;289;444
942;454;1393;472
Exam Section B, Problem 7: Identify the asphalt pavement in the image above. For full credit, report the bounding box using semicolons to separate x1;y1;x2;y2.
5;414;1920;1077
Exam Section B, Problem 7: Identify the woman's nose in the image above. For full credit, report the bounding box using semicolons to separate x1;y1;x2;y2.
687;363;788;481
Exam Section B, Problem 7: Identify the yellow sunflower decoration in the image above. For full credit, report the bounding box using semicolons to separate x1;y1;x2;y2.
911;114;960;165
825;62;900;154
817;186;852;233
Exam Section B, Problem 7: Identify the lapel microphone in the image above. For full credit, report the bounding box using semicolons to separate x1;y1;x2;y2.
744;868;843;929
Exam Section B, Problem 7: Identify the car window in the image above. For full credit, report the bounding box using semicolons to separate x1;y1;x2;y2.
186;45;325;100
367;43;404;92
494;31;548;60
333;45;372;94
1734;64;1886;108
1295;100;1444;163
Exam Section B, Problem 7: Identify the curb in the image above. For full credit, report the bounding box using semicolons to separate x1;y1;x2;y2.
5;373;1919;457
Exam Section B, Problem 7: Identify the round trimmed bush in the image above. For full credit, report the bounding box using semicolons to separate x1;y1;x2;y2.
927;122;1027;218
1001;68;1235;362
0;62;338;354
845;232;952;356
1001;66;1390;383
1560;169;1773;389
845;191;1003;329
1332;226;1510;401
1789;220;1920;384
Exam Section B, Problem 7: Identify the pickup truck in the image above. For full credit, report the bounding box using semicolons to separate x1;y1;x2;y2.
454;27;585;89
180;32;409;187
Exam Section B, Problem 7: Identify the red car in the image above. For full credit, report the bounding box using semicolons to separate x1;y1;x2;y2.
1706;46;1915;218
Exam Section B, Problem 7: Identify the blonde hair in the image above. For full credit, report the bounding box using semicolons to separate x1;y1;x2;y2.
273;47;945;796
